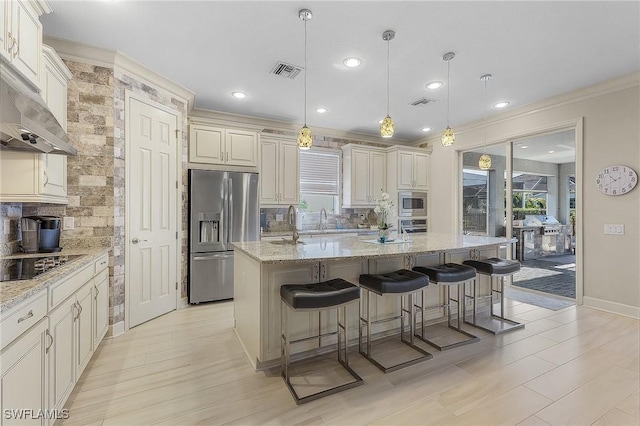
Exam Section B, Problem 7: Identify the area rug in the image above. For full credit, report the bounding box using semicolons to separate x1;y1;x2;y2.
504;286;575;311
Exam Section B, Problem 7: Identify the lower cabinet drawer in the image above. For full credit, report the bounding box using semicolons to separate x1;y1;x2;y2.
0;290;48;350
49;262;94;309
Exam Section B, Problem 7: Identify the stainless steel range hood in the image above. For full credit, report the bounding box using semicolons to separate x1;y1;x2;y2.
0;71;76;156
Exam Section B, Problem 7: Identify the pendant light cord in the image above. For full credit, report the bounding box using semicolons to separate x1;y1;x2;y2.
446;59;451;126
483;77;487;153
303;17;308;127
387;38;390;116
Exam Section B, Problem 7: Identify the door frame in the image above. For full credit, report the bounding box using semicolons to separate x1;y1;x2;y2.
124;90;183;332
456;117;584;305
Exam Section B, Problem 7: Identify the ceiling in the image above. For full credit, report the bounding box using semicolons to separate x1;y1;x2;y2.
469;129;576;164
41;1;640;143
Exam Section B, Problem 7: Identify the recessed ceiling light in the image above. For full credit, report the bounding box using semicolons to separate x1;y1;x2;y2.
343;57;362;68
493;101;510;109
421;127;432;132
548;150;555;154
520;145;528;149
425;81;443;90
231;91;247;99
315;107;327;113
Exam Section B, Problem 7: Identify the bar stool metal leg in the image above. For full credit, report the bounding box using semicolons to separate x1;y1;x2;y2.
358;287;432;373
464;273;524;335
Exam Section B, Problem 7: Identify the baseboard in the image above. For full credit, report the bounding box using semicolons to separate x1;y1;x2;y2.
583;296;640;319
109;321;125;338
178;297;189;309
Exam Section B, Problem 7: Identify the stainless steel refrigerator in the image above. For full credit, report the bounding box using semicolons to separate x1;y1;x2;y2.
189;170;259;303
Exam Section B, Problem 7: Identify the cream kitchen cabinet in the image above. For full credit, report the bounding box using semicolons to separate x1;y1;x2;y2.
259;136;299;206
92;267;109;349
342;144;386;208
0;42;70;204
0;150;68;203
0;318;49;426
387;148;429;191
189;124;258;167
0;0;47;90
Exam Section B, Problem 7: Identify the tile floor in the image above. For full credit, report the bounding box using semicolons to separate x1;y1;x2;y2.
60;298;639;425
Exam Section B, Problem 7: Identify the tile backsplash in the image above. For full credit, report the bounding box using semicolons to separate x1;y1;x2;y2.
261;207;377;233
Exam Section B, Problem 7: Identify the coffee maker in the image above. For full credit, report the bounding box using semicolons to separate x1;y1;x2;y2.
20;216;62;253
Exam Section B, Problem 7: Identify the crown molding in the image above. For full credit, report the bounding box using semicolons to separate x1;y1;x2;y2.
43;36;196;111
42;44;73;80
189;108;414;147
414;71;640;146
34;0;53;16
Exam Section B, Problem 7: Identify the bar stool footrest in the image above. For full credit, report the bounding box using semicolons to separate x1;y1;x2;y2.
464;314;524;335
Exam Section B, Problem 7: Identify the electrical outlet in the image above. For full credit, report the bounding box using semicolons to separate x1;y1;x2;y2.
359;214;365;220
3;219;10;235
63;217;75;230
275;214;283;222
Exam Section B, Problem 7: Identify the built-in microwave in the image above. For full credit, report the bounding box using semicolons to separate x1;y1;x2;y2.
398;191;428;217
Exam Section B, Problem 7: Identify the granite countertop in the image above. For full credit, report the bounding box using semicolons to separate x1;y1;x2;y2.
233;233;515;264
1;247;111;313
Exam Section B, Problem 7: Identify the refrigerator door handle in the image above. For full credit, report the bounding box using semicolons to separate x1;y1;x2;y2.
193;253;232;261
228;177;233;245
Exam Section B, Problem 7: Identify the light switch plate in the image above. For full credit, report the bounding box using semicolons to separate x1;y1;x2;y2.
604;224;624;235
63;217;75;230
3;219;10;235
275;214;283;222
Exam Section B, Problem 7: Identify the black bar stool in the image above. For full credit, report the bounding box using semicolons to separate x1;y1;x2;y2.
463;258;525;335
358;269;432;373
280;278;363;405
412;263;480;350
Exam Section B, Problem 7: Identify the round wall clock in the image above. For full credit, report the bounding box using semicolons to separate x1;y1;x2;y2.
595;164;638;196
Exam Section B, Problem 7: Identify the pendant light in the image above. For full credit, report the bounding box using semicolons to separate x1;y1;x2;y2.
380;30;395;138
297;9;313;150
441;52;456;146
478;74;492;170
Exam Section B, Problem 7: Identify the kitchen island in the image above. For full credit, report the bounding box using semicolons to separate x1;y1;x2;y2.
232;233;514;369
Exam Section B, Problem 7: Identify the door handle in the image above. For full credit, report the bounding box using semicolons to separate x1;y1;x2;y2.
131;238;147;244
45;329;54;354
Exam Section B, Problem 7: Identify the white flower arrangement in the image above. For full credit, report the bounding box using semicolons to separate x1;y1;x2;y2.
373;190;395;229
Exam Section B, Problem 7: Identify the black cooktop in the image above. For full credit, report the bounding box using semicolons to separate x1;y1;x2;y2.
0;255;84;282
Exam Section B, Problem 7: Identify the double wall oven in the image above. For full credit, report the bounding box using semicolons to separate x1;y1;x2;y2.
398;191;428;233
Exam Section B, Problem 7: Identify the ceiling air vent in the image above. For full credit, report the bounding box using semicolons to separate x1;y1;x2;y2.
410;97;437;107
270;62;303;79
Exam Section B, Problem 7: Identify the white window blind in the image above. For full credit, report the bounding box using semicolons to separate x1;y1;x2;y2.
299;150;340;195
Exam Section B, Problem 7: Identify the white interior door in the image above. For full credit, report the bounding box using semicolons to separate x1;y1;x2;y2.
127;96;178;328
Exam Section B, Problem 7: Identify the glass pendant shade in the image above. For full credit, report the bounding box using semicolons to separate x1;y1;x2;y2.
479;153;492;170
380;115;395;138
441;126;455;146
297;125;312;150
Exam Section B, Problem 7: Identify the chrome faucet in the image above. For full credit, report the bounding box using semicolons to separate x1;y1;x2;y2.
319;208;327;230
287;205;299;244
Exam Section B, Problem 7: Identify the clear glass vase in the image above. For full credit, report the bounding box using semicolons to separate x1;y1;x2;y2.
377;227;391;243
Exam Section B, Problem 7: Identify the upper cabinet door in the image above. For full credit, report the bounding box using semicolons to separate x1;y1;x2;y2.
352;150;371;204
414;153;429;190
278;142;299;205
259;139;278;204
0;1;9;62
189;125;224;164
7;0;42;89
188;125;257;167
225;129;258;167
397;151;415;189
369;151;386;199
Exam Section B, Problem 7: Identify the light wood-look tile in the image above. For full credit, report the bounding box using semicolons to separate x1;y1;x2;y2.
58;299;639;426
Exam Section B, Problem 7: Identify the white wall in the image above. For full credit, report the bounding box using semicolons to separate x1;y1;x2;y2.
422;73;640;317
